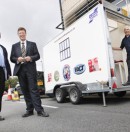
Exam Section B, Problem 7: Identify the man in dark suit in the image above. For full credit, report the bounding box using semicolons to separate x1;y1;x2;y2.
10;27;49;117
0;33;11;121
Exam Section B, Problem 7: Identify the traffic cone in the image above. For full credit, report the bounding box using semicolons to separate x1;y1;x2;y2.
12;90;20;101
7;85;12;101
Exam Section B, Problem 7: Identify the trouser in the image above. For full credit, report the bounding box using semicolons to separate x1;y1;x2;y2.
0;67;5;112
127;60;130;82
18;64;43;112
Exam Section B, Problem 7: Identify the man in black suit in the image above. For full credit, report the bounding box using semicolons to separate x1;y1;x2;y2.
0;33;11;121
10;27;49;117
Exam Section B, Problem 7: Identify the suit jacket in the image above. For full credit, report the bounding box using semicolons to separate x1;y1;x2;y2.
0;45;11;80
10;41;40;76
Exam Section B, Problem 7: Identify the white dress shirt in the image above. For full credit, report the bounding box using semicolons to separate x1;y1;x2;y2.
0;46;7;80
18;40;27;64
20;40;27;50
0;46;5;67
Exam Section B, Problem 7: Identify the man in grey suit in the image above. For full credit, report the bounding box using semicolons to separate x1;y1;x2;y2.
10;27;49;117
0;33;11;121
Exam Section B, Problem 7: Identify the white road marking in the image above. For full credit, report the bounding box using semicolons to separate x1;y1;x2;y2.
42;105;58;109
18;101;58;109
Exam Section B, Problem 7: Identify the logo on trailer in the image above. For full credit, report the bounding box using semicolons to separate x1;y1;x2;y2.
63;65;71;81
47;73;52;82
74;64;86;75
89;7;98;23
88;57;100;72
54;71;60;82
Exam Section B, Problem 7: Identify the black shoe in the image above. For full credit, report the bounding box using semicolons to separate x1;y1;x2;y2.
0;116;5;121
22;111;34;118
37;111;49;117
122;82;130;86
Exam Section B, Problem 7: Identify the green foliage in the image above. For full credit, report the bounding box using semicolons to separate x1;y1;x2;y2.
5;76;18;91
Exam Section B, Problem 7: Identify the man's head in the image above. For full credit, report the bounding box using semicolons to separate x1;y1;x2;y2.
17;27;26;41
124;26;130;36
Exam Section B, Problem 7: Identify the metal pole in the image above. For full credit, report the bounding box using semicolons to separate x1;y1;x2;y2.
59;0;65;30
115;0;124;6
102;84;107;107
96;80;107;107
125;0;130;17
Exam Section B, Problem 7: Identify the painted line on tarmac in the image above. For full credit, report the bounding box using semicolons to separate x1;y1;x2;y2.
18;101;58;109
42;105;58;109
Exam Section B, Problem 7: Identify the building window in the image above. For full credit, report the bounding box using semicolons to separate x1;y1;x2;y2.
59;38;71;61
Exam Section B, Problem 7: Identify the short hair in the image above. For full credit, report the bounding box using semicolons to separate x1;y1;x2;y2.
124;26;130;30
17;27;26;33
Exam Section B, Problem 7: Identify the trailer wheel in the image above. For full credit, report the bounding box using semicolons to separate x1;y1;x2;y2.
55;88;66;103
69;87;81;104
114;91;126;97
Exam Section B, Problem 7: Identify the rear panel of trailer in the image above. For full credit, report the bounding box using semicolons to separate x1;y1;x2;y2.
43;4;110;94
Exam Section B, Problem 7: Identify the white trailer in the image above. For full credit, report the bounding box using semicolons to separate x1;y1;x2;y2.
43;2;130;105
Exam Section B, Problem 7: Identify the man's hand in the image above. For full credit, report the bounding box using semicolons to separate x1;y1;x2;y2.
17;57;24;62
25;56;32;62
112;47;122;50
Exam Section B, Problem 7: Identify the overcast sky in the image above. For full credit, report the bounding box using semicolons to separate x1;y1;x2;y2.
0;0;62;71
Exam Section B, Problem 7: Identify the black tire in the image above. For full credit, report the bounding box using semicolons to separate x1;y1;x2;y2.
114;91;126;97
55;88;67;103
98;92;108;98
69;87;81;104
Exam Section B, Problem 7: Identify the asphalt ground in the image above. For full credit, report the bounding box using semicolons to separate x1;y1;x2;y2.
0;93;130;132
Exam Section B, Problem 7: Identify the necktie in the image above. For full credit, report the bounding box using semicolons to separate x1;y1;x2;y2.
21;43;26;58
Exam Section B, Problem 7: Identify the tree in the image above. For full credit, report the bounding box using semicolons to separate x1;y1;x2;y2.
5;76;18;91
